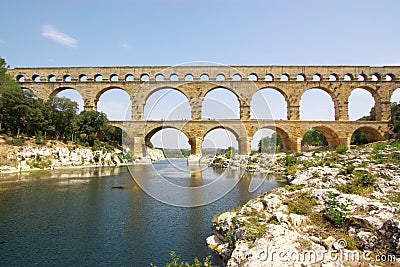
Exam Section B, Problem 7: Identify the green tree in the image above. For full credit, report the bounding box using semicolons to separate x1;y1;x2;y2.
51;97;79;141
302;129;328;147
258;133;283;152
351;130;368;145
77;110;112;145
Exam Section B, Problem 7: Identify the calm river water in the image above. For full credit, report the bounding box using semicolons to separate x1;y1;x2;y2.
0;159;285;266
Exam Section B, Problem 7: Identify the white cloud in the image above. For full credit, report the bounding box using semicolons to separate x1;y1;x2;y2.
119;40;131;49
41;24;77;48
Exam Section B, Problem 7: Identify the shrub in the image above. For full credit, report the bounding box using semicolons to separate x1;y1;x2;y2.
340;164;355;175
325;192;350;228
8;136;25;146
335;145;348;154
35;131;46;145
150;251;215;267
337;172;375;195
390;140;400;149
372;142;386;152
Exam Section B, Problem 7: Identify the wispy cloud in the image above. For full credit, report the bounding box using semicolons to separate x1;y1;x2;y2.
119;40;132;50
41;24;77;48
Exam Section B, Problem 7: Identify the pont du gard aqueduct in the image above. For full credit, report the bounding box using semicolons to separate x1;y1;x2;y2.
8;65;400;158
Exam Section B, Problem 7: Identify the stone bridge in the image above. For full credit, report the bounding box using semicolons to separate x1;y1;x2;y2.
8;65;399;157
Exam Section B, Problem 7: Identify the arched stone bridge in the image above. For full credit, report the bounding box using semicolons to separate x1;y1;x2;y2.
8;65;398;156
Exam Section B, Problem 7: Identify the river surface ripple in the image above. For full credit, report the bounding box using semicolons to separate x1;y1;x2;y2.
0;159;285;266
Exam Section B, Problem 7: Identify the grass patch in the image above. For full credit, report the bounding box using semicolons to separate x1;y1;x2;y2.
285;184;305;192
335;145;348;154
336;172;376;196
287;192;318;215
372;142;387;152
388;192;400;203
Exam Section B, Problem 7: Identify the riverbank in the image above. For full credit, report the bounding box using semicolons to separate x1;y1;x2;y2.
0;137;165;175
207;140;400;266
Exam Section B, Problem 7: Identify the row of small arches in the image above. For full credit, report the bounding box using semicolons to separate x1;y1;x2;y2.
18;72;397;83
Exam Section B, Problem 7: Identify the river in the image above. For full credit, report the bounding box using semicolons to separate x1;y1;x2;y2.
0;159;285;266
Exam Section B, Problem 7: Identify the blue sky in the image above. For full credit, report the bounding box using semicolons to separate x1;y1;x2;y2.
2;0;400;150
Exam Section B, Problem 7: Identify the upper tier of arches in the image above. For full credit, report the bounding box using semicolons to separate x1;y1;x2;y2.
10;65;400;83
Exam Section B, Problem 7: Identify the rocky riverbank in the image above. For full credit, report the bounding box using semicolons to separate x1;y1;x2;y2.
0;140;165;174
207;141;400;266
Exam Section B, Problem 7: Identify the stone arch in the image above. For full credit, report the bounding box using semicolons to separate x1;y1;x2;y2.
329;74;338;81
232;73;242;81
140;74;150;82
170;74;179;81
265;74;274;81
125;74;134;81
200;74;209;81
358;74;367;81
110;74;119;82
216;74;226;81
344;74;353;81
251;127;289;152
50;87;84;112
49;86;84;100
352;126;384;143
32;74;41;82
202;126;240;153
248;73;258;81
94;74;103;82
313;74;322;81
48;74;56;82
348;86;380;121
64;75;72;82
386;74;395;81
280;74;289;81
300;87;337;120
16;75;25;82
391;88;400;103
202;87;240;119
297;74;306;81
155;74;164;81
251;87;288;120
302;125;340;150
96;87;131;120
79;74;87;82
144;86;190;105
371;73;381;81
145;126;190;149
184;74;194;81
95;86;129;103
144;87;192;120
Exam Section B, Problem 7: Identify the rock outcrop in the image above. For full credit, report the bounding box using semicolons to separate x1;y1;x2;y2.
0;145;127;173
208;141;400;266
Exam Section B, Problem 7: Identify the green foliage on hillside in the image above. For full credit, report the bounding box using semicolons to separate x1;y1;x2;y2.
302;129;328;147
258;132;283;152
352;103;400;144
0;57;121;147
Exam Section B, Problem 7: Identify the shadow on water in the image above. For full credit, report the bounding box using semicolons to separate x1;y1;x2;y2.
0;160;286;266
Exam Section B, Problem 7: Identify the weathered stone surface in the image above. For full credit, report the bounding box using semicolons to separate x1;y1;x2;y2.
208;141;400;266
9;65;395;157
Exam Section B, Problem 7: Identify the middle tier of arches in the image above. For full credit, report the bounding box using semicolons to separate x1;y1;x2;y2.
23;81;398;122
